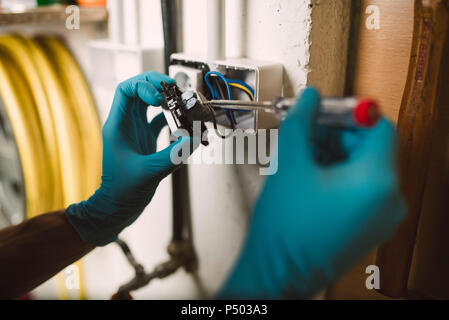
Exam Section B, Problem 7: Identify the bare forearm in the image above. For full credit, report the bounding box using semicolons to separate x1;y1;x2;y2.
0;210;94;299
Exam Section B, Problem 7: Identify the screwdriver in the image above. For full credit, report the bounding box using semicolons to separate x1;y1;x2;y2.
206;96;381;128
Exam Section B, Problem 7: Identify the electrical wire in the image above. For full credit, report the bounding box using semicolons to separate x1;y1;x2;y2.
204;72;256;127
205;71;236;125
205;76;219;100
226;79;254;116
213;77;236;126
203;78;235;137
226;78;255;97
228;82;254;101
205;71;231;99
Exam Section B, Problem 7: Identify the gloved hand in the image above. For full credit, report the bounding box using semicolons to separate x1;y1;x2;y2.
218;87;406;299
66;72;195;246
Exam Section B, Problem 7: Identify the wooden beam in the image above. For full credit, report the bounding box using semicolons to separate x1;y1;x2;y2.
376;0;449;298
0;6;107;26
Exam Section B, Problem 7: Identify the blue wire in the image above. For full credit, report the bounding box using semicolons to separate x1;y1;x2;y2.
205;71;232;100
204;75;216;99
205;71;236;124
225;78;255;96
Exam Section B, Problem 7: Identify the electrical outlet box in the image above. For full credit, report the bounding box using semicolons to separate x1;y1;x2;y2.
169;53;283;131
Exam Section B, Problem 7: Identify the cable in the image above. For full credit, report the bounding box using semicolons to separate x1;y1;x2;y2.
205;71;231;100
213;77;236;126
205;76;218;99
227;79;254;115
226;78;255;97
212;115;232;139
205;102;234;139
205;71;236;126
228;82;254;101
204;72;256;125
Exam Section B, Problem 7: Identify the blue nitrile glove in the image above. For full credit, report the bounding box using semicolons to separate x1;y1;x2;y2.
218;87;406;299
65;72;195;246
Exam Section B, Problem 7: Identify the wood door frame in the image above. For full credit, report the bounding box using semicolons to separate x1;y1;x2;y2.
376;0;449;298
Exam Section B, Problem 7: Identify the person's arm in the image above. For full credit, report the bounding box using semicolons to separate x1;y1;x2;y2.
0;72;197;299
0;210;93;299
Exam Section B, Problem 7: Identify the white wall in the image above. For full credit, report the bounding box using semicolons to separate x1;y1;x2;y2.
17;0;350;299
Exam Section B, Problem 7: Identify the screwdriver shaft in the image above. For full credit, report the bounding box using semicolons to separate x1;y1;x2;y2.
208;99;273;112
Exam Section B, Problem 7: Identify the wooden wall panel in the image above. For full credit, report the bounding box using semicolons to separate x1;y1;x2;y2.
329;0;449;299
376;0;449;298
407;47;449;298
327;0;413;300
406;14;449;299
352;0;414;123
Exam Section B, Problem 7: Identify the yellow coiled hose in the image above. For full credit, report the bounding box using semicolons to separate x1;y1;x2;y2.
0;34;102;299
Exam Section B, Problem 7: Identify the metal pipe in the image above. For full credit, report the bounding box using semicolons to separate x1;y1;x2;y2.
171;163;188;242
161;0;178;73
115;239;145;275
161;0;190;245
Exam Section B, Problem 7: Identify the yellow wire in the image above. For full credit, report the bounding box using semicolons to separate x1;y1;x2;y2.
228;82;254;101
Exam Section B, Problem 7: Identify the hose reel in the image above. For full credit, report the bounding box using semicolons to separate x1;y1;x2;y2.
0;34;101;299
